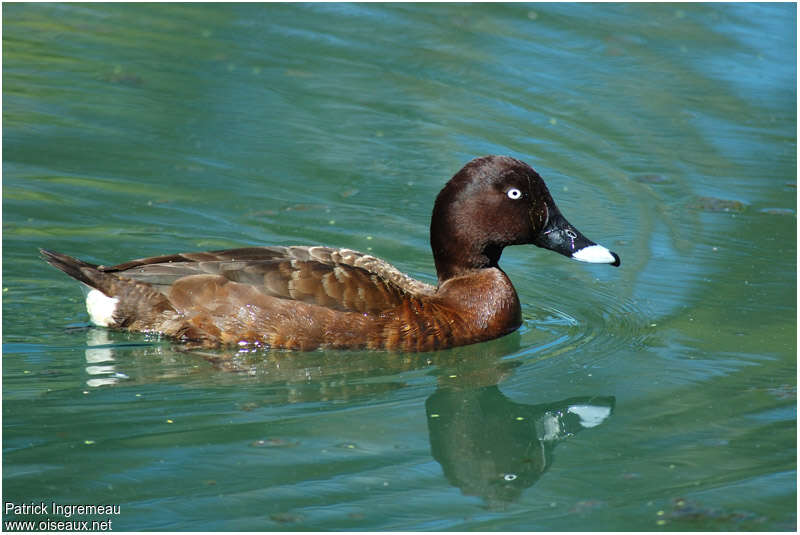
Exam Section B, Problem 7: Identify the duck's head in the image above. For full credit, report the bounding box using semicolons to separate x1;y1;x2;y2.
430;155;620;283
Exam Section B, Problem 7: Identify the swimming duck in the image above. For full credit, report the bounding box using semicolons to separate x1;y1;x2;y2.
41;155;619;352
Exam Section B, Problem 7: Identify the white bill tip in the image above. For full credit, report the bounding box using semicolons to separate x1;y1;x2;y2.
572;244;618;264
568;404;613;428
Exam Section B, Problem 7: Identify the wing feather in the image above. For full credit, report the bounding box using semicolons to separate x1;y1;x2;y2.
98;246;435;314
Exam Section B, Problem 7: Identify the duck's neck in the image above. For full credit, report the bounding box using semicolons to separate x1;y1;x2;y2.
431;236;502;284
430;200;503;284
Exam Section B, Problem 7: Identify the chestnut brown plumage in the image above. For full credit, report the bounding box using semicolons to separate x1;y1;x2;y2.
42;156;619;351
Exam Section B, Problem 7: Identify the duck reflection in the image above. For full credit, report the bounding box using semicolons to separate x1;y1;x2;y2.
81;329;182;388
84;329;128;387
426;378;614;507
80;328;614;508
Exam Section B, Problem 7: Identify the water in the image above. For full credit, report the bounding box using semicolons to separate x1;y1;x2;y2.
3;3;796;531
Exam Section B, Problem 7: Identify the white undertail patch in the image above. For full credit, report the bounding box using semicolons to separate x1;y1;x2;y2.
85;289;119;327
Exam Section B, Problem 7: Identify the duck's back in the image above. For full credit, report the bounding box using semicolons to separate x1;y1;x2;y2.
105;246;436;313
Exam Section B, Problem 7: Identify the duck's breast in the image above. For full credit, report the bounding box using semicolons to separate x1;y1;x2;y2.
367;268;522;352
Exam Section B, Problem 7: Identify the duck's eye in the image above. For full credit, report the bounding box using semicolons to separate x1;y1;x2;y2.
507;188;522;200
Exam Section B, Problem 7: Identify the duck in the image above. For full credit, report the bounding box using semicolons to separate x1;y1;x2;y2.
41;155;620;352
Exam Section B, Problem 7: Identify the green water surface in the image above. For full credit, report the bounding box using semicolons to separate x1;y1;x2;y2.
2;3;796;531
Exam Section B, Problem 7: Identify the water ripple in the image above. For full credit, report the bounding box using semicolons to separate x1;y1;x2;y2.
515;277;652;364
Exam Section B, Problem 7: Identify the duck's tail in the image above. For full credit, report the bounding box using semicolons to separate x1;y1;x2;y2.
40;249;107;290
40;249;174;329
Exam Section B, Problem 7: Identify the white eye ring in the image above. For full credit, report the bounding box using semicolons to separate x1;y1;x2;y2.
507;188;522;200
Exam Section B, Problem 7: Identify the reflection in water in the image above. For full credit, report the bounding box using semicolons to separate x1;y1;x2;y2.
422;352;614;508
82;327;614;508
84;330;129;387
426;383;614;508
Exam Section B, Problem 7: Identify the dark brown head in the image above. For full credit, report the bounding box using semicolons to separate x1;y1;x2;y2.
430;155;620;283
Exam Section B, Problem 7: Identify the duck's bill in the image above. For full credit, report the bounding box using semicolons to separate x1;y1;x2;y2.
533;212;621;267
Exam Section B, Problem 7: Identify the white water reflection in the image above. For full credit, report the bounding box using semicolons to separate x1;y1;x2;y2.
85;329;129;387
